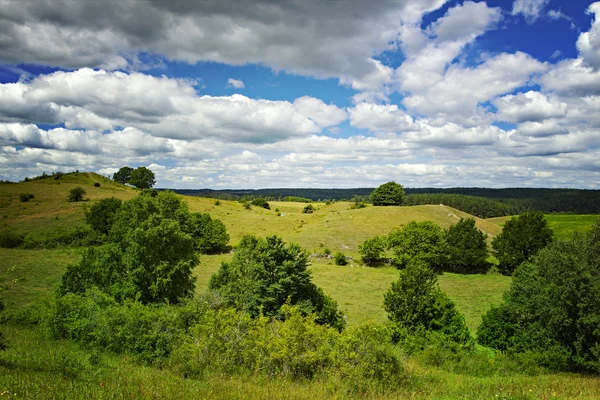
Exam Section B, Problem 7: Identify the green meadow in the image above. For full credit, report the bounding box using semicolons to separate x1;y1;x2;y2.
1;173;599;399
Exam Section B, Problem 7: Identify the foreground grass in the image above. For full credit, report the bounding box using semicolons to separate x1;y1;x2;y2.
2;325;600;399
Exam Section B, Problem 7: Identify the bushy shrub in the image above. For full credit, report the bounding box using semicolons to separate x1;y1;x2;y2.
302;204;315;213
93;182;100;187
209;235;345;331
251;197;270;209
387;221;448;270
492;211;553;275
478;222;600;372
384;260;472;347
67;187;86;202
334;252;348;266
189;212;230;254
359;235;387;267
19;193;34;202
445;218;489;273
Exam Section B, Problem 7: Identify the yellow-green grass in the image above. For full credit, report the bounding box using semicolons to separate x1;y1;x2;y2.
0;173;137;241
3;324;600;400
545;214;599;240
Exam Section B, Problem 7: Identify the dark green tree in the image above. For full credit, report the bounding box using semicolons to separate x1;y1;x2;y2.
251;198;270;209
384;260;472;346
491;212;553;275
371;181;404;206
209;235;345;331
445;218;489;273
85;197;122;235
478;221;600;372
387;221;448;270
67;187;86;202
359;235;387;267
302;204;315;214
129;166;156;189
188;212;230;254
113;166;133;184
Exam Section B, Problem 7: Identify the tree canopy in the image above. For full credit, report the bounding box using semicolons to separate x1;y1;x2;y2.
113;166;156;189
478;220;600;372
387;221;448;270
492;212;553;275
371;181;405;206
113;166;133;184
445;218;489;273
209;235;345;331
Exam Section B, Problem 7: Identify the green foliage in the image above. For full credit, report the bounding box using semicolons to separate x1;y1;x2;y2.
359;235;387;267
478;223;600;372
67;187;86;202
404;193;521;218
492;212;553;275
445;218;489;273
93;182;100;187
209;235;345;331
387;221;448;270
243;202;251;210
85;197;122;235
334;252;348;266
371;181;404;206
384;260;472;347
188;212;230;254
128;166;156;189
112;166;133;184
302;204;315;213
250;197;270;209
323;247;331;256
0;274;7;351
19;193;34;202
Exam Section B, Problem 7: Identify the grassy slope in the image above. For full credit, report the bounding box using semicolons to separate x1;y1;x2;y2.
486;214;599;241
2;175;600;398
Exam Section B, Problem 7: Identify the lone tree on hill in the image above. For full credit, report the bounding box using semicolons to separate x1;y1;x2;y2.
371;181;405;206
67;187;86;202
492;211;553;275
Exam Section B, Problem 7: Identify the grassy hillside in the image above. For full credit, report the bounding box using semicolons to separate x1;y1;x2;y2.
3;174;600;399
486;214;599;241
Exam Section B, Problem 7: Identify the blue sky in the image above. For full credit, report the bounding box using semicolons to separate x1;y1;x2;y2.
1;0;600;188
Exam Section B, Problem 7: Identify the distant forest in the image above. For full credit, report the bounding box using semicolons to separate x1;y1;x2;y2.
169;187;600;218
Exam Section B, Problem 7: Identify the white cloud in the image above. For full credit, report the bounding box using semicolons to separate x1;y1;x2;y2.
0;69;346;143
348;103;417;133
576;2;600;70
511;0;549;23
540;58;600;95
227;78;245;89
493;91;567;123
516;120;568;137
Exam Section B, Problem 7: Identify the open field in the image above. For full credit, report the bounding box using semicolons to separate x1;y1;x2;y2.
2;173;600;399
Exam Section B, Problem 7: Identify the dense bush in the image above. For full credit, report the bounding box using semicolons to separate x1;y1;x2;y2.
371;181;404;206
384;260;472;347
0;231;25;248
492;212;553;275
387;221;448;270
209;235;345;331
19;193;34;202
188;212;230;254
478;221;600;372
113;166;133;184
444;218;489;273
129;166;156;189
334;252;348;266
302;204;315;213
359;235;387;266
67;187;86;202
251;197;270;209
85;197;122;235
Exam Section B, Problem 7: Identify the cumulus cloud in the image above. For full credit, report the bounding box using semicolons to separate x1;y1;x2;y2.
576;2;600;70
227;78;245;89
348;103;417;133
0;69;345;143
0;0;447;88
511;0;549;23
493;91;567;123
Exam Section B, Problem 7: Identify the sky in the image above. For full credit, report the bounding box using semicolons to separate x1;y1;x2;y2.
1;0;600;189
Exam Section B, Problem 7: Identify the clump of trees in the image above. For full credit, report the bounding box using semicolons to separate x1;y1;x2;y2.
302;204;315;214
371;182;404;206
492;212;553;275
478;220;600;372
113;166;156;189
359;218;490;274
209;235;345;331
